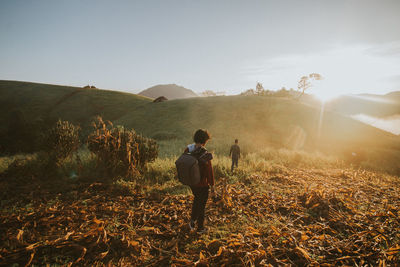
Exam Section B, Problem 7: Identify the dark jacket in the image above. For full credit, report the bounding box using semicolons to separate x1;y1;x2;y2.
230;144;240;159
184;145;214;187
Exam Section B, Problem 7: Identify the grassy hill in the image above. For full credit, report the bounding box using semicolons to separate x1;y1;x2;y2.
115;95;400;158
1;80;400;172
0;80;151;131
138;84;198;99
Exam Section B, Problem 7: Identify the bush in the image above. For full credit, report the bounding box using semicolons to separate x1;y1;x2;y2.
43;120;80;165
135;134;159;169
87;117;158;179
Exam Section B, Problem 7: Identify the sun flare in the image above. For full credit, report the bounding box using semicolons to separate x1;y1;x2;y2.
308;79;340;102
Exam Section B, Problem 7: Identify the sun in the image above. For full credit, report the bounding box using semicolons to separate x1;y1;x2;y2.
308;80;340;103
312;90;338;102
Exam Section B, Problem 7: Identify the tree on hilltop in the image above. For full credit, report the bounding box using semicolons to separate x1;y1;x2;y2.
297;73;322;99
256;82;264;95
201;90;217;97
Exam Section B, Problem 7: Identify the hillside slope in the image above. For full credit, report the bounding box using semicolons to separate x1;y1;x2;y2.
0;80;151;132
1;80;399;163
115;95;400;157
138;84;198;99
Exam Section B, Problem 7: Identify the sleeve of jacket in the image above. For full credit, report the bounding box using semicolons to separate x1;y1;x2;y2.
207;160;214;186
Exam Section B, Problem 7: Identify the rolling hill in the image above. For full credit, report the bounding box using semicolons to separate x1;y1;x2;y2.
1;80;400;167
0;80;151;131
138;84;198;99
385;91;400;100
114;95;400;157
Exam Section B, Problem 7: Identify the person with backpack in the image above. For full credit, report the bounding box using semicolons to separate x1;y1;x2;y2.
183;129;215;233
229;139;240;172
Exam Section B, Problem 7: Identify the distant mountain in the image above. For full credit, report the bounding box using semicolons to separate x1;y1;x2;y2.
354;91;400;102
323;91;400;117
385;91;400;100
138;84;197;100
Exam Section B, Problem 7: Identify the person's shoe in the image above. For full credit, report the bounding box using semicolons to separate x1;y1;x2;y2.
189;220;195;231
197;227;207;234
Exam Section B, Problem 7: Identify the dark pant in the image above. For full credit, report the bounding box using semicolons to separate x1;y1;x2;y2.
231;157;238;172
190;186;209;229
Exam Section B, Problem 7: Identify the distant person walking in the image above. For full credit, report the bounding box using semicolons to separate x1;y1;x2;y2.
229;139;241;172
185;129;215;233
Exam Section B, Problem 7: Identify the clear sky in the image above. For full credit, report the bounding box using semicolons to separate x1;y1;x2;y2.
1;0;399;97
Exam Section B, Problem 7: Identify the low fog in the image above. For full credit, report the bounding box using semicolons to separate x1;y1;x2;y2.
351;113;400;135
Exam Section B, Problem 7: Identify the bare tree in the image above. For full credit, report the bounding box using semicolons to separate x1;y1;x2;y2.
256;82;264;95
201;90;217;97
297;73;322;99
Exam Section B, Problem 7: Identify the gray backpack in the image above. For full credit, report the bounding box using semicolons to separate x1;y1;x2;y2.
175;153;201;186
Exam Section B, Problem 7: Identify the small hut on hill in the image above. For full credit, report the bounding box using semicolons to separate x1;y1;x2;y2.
83;85;97;89
153;96;168;103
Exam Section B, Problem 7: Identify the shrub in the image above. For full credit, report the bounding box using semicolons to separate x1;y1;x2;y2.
134;134;158;169
87;117;158;179
43;120;80;165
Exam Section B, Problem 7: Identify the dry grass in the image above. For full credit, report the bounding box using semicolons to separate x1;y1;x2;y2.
1;155;399;266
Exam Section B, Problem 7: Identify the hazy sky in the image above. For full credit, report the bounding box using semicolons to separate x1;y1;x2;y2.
1;0;400;97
